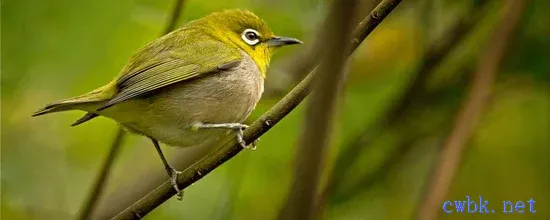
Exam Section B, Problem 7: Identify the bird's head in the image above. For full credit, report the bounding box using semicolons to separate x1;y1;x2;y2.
192;9;302;76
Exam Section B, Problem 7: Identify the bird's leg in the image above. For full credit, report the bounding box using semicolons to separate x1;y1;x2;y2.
150;138;184;200
191;123;256;150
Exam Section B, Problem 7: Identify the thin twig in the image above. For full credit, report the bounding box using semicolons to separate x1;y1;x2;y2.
93;145;210;219
77;1;186;219
325;0;490;202
78;128;125;220
415;0;528;219
264;0;381;97
277;0;358;219
111;0;403;219
163;0;186;35
330;72;471;204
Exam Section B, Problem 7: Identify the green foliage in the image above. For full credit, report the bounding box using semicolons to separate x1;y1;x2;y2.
1;0;548;219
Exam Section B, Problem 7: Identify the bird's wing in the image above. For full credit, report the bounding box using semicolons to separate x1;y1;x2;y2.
97;30;242;111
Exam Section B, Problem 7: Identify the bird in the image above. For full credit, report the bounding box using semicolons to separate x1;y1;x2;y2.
32;9;302;199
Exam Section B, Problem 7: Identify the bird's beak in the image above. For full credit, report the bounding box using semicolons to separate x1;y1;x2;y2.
266;36;303;47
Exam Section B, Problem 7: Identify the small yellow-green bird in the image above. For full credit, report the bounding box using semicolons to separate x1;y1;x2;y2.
32;9;301;198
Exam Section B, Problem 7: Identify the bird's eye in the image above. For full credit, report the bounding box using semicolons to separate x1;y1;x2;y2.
241;29;260;46
246;32;257;40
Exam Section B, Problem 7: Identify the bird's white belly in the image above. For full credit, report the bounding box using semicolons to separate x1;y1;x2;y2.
110;52;264;148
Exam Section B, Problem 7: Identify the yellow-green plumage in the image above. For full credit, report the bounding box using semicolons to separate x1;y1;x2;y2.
32;9;301;149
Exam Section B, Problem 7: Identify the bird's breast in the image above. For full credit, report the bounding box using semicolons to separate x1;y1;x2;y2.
125;51;264;147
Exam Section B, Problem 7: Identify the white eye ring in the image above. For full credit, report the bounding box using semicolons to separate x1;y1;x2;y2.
241;29;260;46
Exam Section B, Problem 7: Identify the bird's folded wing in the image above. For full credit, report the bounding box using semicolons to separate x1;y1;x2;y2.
97;38;242;111
97;60;198;110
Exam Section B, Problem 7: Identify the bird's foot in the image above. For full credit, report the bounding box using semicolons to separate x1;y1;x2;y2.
192;123;257;150
249;138;260;150
233;124;249;149
168;167;184;200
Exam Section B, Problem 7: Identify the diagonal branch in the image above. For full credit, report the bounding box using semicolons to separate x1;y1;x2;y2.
78;128;125;220
325;0;491;202
415;0;529;219
111;0;403;219
77;1;186;219
278;0;358;219
330;70;471;205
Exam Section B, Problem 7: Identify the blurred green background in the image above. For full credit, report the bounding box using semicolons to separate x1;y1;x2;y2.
1;0;548;219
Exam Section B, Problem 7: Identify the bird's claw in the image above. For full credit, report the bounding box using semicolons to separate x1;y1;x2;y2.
168;168;184;201
233;125;258;150
251;138;259;150
193;123;257;150
235;127;247;148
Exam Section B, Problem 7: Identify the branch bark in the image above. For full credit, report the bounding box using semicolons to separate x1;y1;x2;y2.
277;0;358;219
77;1;186;219
264;0;381;97
111;0;403;219
415;0;528;219
325;0;490;203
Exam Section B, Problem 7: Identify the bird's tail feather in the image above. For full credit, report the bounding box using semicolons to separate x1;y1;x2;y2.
31;95;102;117
32;83;116;122
70;113;100;126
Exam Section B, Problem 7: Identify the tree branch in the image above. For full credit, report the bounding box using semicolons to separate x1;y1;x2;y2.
277;0;358;219
111;0;403;219
264;0;381;97
325;0;490;202
78;128;125;220
77;1;186;219
415;0;528;219
330;70;471;204
162;0;186;35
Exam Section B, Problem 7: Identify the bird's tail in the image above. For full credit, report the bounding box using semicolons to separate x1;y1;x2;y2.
32;96;97;117
31;82;117;125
